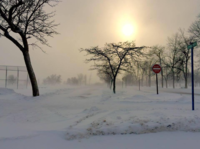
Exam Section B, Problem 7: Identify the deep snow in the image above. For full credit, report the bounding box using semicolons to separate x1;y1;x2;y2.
0;85;200;149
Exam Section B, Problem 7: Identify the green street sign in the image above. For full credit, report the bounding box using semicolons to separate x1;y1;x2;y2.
193;42;197;47
187;42;197;49
187;45;192;49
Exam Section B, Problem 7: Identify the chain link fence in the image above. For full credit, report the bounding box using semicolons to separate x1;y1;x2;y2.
0;65;29;89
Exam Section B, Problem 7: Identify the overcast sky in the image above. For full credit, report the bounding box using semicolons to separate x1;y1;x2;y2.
0;0;200;83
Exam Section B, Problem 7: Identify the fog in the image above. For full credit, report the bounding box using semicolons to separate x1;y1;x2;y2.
0;0;200;84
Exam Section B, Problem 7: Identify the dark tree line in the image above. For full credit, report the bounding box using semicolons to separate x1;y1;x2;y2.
65;74;87;85
122;28;200;89
43;74;61;85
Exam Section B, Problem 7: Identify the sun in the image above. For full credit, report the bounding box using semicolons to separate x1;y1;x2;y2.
122;24;134;36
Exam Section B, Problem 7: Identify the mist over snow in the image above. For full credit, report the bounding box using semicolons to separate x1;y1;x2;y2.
0;85;200;148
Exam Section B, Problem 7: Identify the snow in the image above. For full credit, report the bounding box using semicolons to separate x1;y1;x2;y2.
0;85;200;148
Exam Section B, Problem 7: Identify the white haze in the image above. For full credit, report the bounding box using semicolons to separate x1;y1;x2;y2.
0;0;200;84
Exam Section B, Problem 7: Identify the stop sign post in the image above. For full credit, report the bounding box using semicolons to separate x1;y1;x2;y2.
187;41;197;111
152;64;161;94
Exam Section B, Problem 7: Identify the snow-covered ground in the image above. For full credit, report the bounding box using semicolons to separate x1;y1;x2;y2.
0;85;200;149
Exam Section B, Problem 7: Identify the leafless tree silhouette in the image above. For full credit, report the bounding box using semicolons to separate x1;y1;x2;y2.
80;41;146;93
0;0;59;96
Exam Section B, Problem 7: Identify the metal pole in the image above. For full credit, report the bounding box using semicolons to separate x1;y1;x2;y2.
156;73;158;94
5;66;7;88
191;46;195;111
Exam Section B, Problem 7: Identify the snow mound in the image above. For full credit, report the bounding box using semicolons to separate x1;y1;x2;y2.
66;116;200;140
0;88;25;100
0;88;15;95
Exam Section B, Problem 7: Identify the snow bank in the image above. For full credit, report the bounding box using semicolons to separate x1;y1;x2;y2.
66;113;200;140
0;87;25;100
64;86;200;140
1;85;200;145
0;88;15;95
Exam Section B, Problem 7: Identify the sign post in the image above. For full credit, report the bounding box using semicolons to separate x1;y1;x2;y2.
152;64;161;94
187;41;197;111
156;73;158;94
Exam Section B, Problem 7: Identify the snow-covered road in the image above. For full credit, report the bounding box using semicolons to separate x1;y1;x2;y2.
0;85;200;149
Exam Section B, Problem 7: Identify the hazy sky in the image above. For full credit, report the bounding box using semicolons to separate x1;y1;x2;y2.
0;0;200;83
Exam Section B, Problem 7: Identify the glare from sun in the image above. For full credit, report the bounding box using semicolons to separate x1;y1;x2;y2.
122;24;134;36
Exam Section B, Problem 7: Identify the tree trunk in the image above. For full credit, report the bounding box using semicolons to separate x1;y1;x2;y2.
185;62;188;88
23;50;39;96
165;79;168;88
146;75;148;86
149;69;151;87
172;70;175;88
142;73;144;86
139;78;140;91
149;75;151;87
160;60;164;88
113;77;116;94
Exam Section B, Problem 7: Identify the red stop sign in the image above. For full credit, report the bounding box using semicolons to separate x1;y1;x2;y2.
152;64;161;74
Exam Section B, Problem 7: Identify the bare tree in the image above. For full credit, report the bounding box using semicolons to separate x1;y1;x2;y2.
77;73;84;85
98;71;112;89
94;62;113;89
0;0;59;96
166;33;182;88
139;61;149;86
43;74;61;85
189;14;200;42
122;72;136;86
66;77;79;85
66;74;87;86
7;74;17;85
80;41;146;93
177;29;194;88
134;60;142;90
150;45;165;88
145;57;156;87
165;30;194;88
162;57;172;88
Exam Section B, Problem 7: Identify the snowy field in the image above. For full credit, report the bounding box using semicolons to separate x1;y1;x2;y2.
0;85;200;149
